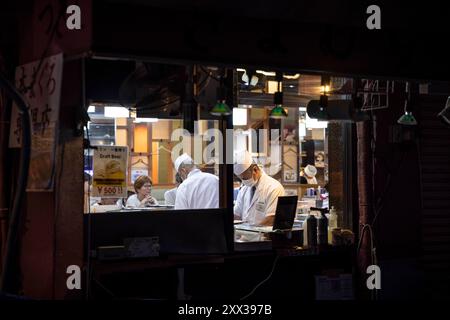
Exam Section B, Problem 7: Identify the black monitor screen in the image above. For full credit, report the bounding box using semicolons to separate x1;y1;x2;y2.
273;196;298;230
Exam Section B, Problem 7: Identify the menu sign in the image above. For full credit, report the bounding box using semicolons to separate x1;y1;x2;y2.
92;146;128;198
9;53;63;191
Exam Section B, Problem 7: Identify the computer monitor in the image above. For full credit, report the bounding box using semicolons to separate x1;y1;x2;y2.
272;195;298;231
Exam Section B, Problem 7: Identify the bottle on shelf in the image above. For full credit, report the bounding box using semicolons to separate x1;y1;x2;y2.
314;207;329;246
304;210;318;249
328;206;338;244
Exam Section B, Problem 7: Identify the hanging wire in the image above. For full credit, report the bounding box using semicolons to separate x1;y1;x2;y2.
240;254;280;300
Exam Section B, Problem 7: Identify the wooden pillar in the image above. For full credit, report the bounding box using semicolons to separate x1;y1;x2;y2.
356;120;374;300
53;58;84;299
218;68;235;252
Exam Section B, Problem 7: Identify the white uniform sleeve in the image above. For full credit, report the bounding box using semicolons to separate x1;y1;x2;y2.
265;185;285;217
174;184;188;210
233;188;244;219
164;189;176;206
126;194;139;208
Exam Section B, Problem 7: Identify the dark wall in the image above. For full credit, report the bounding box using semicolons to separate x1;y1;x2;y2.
372;85;421;258
367;83;423;299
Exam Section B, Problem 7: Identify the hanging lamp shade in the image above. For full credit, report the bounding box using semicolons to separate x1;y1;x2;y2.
397;111;417;125
397;82;417;126
269;105;288;119
269;89;288;119
211;100;231;116
210;77;231;116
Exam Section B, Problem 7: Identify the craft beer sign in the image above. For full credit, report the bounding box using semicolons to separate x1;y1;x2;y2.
92;146;128;198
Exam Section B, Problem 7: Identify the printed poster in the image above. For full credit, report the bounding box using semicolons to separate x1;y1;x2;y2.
9;53;63;191
92;146;128;198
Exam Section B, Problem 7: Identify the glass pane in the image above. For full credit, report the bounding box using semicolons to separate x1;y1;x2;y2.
88;119;115;146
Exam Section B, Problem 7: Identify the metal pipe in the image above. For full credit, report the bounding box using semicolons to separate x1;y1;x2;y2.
0;72;31;293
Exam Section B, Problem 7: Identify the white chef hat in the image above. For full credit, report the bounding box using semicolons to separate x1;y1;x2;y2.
304;164;317;177
174;153;194;172
233;150;254;176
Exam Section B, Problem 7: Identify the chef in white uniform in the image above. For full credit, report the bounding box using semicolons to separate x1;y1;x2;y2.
233;150;285;226
174;153;219;210
303;164;318;184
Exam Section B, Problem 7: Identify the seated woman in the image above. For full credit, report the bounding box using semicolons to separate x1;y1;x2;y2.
126;175;159;208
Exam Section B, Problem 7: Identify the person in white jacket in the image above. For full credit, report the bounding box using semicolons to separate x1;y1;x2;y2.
126;175;159;208
233;150;285;226
302;164;318;184
164;172;183;206
174;153;219;210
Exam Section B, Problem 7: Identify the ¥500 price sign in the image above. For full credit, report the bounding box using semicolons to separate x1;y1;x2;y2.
96;186;125;197
93;146;128;198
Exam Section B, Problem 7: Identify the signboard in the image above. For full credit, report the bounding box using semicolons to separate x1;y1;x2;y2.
9;53;63;191
92;146;128;198
131;169;148;184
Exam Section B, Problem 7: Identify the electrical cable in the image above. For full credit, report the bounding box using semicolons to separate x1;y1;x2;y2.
85;123;93;300
134;97;180;112
371;150;407;226
356;223;376;299
357;88;410;300
0;3;67;293
240;254;280;301
197;69;212;95
52;140;66;298
0;73;32;293
199;66;220;82
355;106;379;300
92;278;116;298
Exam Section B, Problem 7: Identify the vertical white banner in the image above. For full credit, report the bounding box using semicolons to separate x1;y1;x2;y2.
9;53;63;191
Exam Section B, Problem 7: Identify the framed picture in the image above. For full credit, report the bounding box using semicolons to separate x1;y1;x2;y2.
315;151;325;168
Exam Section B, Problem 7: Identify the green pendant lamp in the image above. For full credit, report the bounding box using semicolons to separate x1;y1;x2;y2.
269;72;288;119
397;111;417;125
211;100;231;116
270;92;288;119
210;75;231;116
397;82;417;126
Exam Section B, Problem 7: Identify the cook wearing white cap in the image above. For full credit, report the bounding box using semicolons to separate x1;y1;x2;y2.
173;153;219;210
303;164;318;184
233;150;285;226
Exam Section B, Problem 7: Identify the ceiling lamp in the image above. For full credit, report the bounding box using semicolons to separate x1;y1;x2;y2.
269;72;288;119
210;71;231;116
104;106;130;118
397;82;417;125
242;69;259;86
